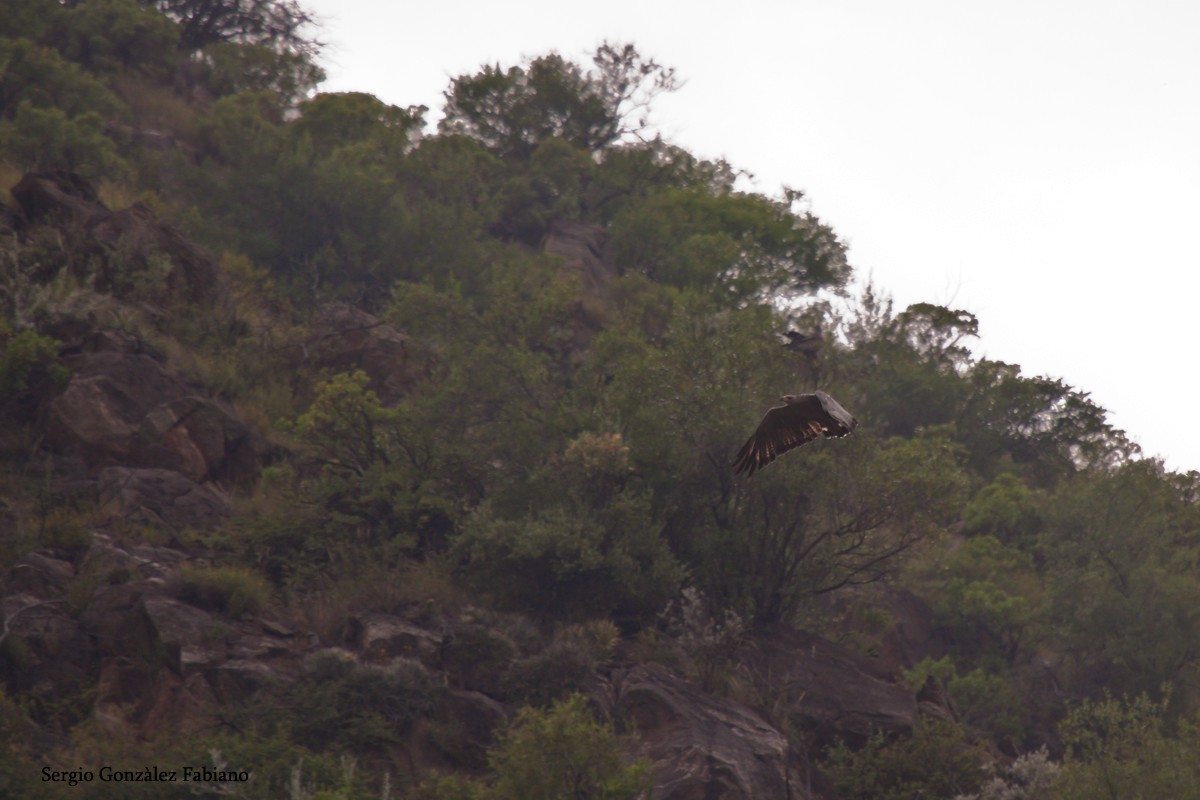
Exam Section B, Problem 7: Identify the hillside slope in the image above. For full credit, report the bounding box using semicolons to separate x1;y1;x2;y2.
3;4;1200;798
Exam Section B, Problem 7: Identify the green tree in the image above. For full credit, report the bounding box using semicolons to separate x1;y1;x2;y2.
947;668;1025;745
837;289;1135;483
441;42;676;159
50;0;180;77
291;91;424;158
592;290;963;624
452;432;685;620
1054;690;1200;800
1;102;127;176
822;719;985;800
285;651;439;753
418;695;650;800
198;40;324;103
489;694;650;800
1040;461;1200;706
606;186;850;303
0;325;69;413
0;0;63;42
954;748;1059;800
0;36;124;119
379;134;504;291
840;292;975;439
285;369;446;552
963;473;1042;547
194;93;501;300
152;0;319;54
957;359;1137;485
387;251;597;496
489;136;595;243
927;534;1042;667
584;138;741;224
718;432;966;624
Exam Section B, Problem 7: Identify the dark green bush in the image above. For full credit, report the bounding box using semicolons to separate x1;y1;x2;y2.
821;719;985;800
178;565;271;617
286;651;440;752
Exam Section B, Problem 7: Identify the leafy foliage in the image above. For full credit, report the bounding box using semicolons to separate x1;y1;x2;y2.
487;694;650;800
178;564;272;617
441;42;676;159
419;694;649;800
0;326;68;415
1040;462;1200;704
453;433;685;621
963;473;1042;547
1054;690;1200;800
821;719;985;800
48;0;181;78
152;0;319;55
286;651;439;752
607;186;850;302
953;748;1059;800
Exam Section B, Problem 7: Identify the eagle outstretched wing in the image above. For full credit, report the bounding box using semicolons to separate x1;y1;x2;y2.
732;391;858;477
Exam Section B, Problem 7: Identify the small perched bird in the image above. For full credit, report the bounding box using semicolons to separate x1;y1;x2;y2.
732;390;859;476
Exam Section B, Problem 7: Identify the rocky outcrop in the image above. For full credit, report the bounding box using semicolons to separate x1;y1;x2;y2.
10;170;219;304
45;344;257;481
592;626;932;798
40;327;265;529
98;467;232;532
1;590;91;702
91;203;219;304
349;611;442;665
5;552;75;597
754;627;921;747
541;220;616;294
309;303;426;406
816;583;950;679
3;534;305;739
2;523;942;796
537;220;615;364
603;663;803;800
5;171;268;532
10;170;106;227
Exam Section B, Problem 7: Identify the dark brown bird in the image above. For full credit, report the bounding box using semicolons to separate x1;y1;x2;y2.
732;390;859;476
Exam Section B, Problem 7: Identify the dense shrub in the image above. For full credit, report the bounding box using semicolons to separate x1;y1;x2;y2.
178;565;271;617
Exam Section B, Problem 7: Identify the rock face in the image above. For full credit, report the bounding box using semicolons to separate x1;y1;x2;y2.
603;664;802;800
9;170;106;226
98;467;232;534
10;170;218;304
309;303;425;406
537;221;615;364
6;171;263;529
754;627;921;747
815;583;951;680
92;202;220;303
349;611;442;665
541;220;616;294
2;524;936;797
40;327;264;528
592;625;933;798
3;534;305;740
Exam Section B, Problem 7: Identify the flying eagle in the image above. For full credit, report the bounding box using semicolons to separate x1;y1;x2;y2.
732;390;859;476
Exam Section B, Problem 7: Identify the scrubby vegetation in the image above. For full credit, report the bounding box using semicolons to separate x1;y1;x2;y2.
2;1;1200;797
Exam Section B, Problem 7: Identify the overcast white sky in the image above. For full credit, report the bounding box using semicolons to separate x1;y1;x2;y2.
302;0;1200;474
